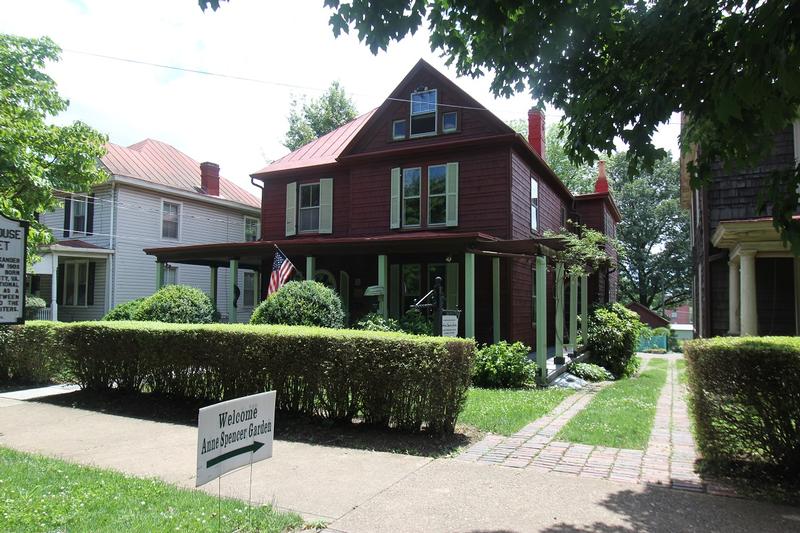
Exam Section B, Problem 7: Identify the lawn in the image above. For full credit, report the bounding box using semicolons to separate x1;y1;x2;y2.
458;387;574;435
0;447;303;533
676;358;687;384
556;358;669;449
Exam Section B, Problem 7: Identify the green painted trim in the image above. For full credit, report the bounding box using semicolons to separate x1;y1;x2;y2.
569;274;578;354
581;274;589;348
155;262;164;290
378;254;388;318
210;267;218;309
228;259;238;324
536;256;547;385
492;256;500;343
465;252;475;338
555;262;564;358
305;256;315;281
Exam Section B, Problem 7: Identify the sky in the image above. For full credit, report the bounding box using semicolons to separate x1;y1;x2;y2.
3;0;680;196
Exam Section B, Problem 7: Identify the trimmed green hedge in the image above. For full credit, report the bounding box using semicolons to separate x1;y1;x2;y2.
685;337;800;477
3;321;474;433
0;322;64;384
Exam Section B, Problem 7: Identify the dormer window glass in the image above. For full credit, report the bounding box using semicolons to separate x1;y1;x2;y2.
410;89;437;137
442;111;458;133
393;119;407;140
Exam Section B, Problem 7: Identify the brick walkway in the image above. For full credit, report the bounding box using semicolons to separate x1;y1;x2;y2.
458;357;713;494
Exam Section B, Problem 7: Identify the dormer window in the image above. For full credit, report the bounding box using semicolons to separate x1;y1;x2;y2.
393;119;407;140
410;89;437;137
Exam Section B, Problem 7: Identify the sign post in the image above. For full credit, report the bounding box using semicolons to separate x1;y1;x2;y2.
196;390;276;487
0;213;27;325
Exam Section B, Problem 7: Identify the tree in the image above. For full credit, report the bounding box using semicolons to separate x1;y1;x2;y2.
606;152;691;309
283;81;358;151
0;34;107;262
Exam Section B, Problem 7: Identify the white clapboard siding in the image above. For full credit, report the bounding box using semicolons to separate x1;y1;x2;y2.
42;185;114;248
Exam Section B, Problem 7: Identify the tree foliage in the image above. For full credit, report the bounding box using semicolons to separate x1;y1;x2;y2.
283;81;358;151
0;34;108;262
544;223;619;278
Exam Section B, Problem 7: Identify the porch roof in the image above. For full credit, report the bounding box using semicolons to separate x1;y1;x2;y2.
143;232;565;269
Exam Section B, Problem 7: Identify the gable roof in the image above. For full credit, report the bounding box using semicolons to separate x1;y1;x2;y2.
102;139;260;209
626;302;670;328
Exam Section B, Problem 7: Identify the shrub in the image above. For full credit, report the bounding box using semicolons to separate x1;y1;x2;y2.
102;298;146;321
0;322;64;384
400;308;433;336
24;295;47;320
133;285;215;324
472;341;536;388
567;362;614;382
685;337;800;478
46;321;473;433
587;303;645;378
643;347;667;354
251;281;344;329
355;312;401;332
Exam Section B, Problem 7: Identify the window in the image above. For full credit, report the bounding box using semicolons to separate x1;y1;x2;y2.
71;196;87;235
402;264;421;310
162;201;180;240
530;177;539;232
243;272;256;307
164;265;178;285
244;216;260;242
410;89;437;136
392;119;407;140
63;261;89;307
298;183;320;232
402;168;421;227
442;111;458;133
428;165;447;225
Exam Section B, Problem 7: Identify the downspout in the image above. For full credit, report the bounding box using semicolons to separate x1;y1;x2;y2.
107;183;116;311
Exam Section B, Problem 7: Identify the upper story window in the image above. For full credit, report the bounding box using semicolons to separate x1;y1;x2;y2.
410;89;437;137
402;167;421;227
71;196;87;235
244;216;260;242
530;176;539;232
299;183;321;233
428;165;447;225
162;201;181;240
393;119;407;140
442;111;458;133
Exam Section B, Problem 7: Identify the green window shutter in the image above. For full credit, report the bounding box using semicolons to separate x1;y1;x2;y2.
390;167;401;229
285;182;297;236
319;178;333;234
445;162;459;227
390;263;400;319
446;262;459;309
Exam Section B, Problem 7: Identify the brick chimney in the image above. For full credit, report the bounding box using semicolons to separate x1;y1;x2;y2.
594;160;609;193
527;108;546;159
200;162;220;196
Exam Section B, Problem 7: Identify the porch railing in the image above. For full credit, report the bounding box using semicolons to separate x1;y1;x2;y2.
35;307;53;321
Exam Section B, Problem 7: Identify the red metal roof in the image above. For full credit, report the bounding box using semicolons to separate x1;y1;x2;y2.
102;139;260;209
251;109;376;176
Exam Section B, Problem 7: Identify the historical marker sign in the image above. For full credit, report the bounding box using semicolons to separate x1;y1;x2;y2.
196;391;276;487
441;312;459;337
0;213;27;325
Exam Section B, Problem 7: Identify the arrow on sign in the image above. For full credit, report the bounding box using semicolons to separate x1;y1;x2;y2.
206;441;264;468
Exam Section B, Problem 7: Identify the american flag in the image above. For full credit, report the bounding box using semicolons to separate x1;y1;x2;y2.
268;248;295;296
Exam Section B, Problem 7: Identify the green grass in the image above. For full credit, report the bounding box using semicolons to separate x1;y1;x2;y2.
458;387;574;435
676;358;687;384
0;447;303;532
556;358;669;449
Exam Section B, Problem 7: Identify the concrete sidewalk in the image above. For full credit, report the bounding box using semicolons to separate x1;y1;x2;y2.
1;394;798;532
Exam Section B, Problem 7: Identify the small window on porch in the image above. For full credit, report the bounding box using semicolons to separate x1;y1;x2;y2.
402;264;421;311
243;271;256;307
63;262;89;307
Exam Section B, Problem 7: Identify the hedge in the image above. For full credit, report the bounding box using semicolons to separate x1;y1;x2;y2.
0;322;64;384
684;337;800;477
2;321;474;434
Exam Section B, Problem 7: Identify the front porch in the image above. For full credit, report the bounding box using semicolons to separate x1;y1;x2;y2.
145;232;594;385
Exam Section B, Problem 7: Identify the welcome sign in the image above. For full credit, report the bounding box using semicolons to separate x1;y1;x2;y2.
0;213;27;325
196;391;276;486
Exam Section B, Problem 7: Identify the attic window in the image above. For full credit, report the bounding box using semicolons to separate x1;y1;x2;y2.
410;89;437;137
393;119;407;140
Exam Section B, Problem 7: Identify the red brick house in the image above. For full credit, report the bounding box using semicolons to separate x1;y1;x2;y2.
145;60;619;381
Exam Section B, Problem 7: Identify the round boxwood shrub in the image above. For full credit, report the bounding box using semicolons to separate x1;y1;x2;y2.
133;285;215;324
472;341;536;388
102;297;147;321
24;295;47;319
250;280;344;328
587;303;645;378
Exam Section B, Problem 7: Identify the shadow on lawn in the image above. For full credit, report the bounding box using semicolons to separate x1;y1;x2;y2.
32;389;479;457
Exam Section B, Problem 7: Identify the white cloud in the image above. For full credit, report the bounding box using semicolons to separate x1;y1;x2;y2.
2;0;680;194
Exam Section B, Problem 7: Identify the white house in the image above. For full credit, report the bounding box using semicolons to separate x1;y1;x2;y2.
30;139;262;322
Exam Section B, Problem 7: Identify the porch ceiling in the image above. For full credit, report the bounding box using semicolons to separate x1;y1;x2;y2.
711;216;797;250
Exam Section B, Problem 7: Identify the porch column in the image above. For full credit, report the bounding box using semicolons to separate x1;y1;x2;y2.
492;256;501;343
536;255;547;385
228;259;238;324
555;262;565;358
465;252;475;338
210;266;218;310
569;273;578;354
739;251;757;336
728;259;740;335
51;253;58;321
306;256;315;281
581;274;588;349
155;261;164;290
377;254;388;318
